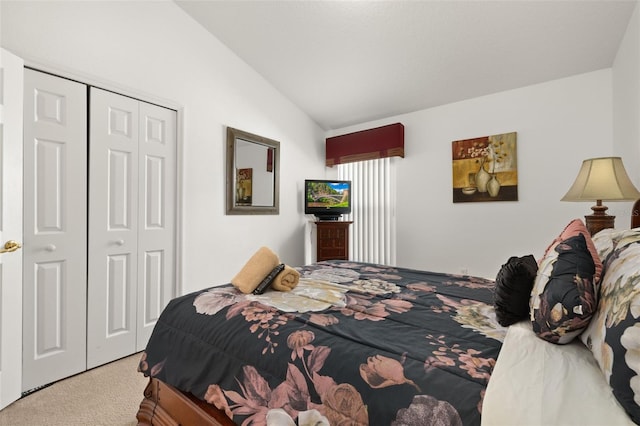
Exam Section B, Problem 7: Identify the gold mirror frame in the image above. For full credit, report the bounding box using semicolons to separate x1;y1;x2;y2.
226;126;280;215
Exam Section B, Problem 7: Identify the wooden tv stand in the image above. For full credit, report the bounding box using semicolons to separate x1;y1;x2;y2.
315;221;352;261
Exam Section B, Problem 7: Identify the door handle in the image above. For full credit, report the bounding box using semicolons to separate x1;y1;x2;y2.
0;240;22;254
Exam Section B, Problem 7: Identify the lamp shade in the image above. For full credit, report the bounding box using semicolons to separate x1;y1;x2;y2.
561;157;640;202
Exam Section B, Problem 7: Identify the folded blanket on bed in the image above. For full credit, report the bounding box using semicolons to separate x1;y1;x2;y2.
271;265;300;291
231;246;281;294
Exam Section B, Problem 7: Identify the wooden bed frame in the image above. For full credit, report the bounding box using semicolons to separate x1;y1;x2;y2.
136;377;235;426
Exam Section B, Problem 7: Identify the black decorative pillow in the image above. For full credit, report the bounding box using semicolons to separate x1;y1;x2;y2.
493;255;538;327
580;229;640;423
530;233;597;344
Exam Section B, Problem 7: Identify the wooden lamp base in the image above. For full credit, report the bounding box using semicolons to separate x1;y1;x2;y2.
585;200;615;236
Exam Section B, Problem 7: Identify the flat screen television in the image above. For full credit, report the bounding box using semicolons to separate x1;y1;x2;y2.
304;179;352;220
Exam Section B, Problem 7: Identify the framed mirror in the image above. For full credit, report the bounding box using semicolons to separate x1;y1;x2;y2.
226;126;280;215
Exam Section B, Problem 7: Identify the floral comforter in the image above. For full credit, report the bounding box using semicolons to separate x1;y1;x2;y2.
139;260;506;425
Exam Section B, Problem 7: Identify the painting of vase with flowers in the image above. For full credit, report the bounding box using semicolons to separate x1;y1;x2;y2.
451;132;518;203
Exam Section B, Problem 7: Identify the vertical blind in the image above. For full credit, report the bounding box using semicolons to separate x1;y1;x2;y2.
338;157;397;265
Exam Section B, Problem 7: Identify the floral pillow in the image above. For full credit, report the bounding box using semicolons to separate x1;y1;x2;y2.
591;228;640;265
591;227;623;263
530;233;597;344
541;218;603;284
580;229;640;424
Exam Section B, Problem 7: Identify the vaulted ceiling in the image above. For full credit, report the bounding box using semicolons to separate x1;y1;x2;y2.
175;0;638;130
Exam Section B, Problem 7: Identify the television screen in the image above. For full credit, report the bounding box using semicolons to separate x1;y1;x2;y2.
305;179;351;220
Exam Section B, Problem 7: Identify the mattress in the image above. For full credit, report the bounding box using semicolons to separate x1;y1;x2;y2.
482;321;633;425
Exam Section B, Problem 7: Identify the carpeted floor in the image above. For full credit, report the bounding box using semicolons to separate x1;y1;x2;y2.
0;353;148;426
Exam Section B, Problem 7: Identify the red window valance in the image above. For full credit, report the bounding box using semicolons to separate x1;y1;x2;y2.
325;123;404;167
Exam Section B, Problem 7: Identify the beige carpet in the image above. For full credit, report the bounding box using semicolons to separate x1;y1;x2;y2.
0;353;148;426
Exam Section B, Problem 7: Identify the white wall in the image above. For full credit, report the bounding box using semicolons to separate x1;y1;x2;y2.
1;0;327;293
613;2;640;179
3;1;638;288
330;70;627;279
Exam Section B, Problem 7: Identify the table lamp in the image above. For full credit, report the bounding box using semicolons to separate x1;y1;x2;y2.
561;157;640;235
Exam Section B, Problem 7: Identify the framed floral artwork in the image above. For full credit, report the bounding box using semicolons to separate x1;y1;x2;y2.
452;132;518;203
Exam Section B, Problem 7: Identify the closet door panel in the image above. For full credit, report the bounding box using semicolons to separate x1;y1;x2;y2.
87;88;139;369
136;102;175;350
22;69;87;391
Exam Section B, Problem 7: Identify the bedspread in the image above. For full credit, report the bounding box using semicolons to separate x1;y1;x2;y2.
139;260;505;425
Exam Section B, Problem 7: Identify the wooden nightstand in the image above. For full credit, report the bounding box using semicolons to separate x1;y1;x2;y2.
315;221;352;261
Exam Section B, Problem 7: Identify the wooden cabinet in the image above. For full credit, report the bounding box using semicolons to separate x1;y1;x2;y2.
315;221;352;261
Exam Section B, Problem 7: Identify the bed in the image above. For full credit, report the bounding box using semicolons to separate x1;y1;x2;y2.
483;219;640;426
137;260;505;425
137;213;640;426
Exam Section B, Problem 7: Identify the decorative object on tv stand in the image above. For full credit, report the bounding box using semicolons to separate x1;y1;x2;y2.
561;156;640;235
451;132;518;203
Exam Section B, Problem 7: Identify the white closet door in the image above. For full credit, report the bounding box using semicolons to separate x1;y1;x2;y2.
136;102;176;351
0;48;24;410
87;88;139;368
87;89;176;367
22;69;88;391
